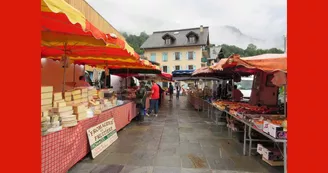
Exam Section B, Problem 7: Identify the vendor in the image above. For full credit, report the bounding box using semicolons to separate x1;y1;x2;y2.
232;85;243;102
75;75;91;87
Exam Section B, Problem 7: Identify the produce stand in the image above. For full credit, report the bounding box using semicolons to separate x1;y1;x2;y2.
210;103;287;172
189;53;287;173
41;101;136;173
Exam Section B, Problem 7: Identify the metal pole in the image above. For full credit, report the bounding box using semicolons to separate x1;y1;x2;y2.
243;124;247;156
104;62;108;89
248;126;252;156
73;64;76;84
62;43;67;93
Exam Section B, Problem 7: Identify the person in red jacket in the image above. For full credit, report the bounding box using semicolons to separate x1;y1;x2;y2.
147;80;160;117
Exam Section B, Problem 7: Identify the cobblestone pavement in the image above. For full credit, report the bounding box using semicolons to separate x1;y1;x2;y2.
69;96;283;173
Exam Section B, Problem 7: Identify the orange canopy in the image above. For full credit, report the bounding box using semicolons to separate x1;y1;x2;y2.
211;54;287;73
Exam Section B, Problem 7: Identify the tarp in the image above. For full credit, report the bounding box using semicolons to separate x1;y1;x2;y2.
210;54;287;73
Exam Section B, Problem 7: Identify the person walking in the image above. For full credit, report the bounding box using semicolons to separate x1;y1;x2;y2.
176;84;181;100
147;80;160;117
135;81;147;122
168;82;174;101
157;83;164;107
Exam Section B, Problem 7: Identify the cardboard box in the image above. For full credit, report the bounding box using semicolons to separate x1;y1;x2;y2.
53;106;72;113
263;121;270;133
41;98;52;106
269;123;284;138
41;92;53;99
262;147;283;161
41;86;53;93
73;94;82;100
53;92;63;101
72;89;81;95
257;144;264;155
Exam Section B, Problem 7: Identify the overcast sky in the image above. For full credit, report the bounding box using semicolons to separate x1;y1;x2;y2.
86;0;286;49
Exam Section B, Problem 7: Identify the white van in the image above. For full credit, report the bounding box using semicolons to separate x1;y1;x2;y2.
235;76;254;99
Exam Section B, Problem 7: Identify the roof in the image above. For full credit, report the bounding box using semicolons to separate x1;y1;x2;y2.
141;26;209;49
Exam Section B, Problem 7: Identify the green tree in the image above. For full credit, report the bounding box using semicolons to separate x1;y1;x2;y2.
121;32;149;55
219;43;284;58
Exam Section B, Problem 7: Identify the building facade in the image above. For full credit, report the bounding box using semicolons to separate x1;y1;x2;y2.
141;26;210;76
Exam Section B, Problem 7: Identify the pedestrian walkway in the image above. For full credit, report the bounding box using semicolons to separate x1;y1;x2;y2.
69;96;283;173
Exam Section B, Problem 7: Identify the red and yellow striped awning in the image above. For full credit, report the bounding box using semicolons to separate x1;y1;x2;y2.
41;0;159;71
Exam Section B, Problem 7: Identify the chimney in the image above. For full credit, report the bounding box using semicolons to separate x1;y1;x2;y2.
200;25;203;33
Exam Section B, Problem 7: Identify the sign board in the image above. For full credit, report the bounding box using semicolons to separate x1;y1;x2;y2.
87;118;118;158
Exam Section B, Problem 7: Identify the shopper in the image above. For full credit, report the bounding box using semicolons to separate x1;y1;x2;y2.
232;85;243;102
157;83;164;107
176;84;181;99
168;82;174;101
75;75;90;87
135;81;147;122
147;80;160;117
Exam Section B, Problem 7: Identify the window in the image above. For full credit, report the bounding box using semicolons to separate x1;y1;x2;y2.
163;66;168;72
188;51;193;60
188;65;194;70
165;38;171;45
201;64;206;67
189;36;196;43
162;52;168;62
175;52;180;60
175;65;180;70
150;53;156;62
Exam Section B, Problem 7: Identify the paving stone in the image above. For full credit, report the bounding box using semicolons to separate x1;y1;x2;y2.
181;154;209;169
153;155;181;167
120;166;153;173
90;164;124;173
69;97;282;173
153;166;181;173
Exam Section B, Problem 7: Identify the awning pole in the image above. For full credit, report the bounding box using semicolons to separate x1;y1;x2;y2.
62;43;67;93
104;62;108;89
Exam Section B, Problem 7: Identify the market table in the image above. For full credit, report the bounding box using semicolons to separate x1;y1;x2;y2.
207;104;287;173
41;101;136;173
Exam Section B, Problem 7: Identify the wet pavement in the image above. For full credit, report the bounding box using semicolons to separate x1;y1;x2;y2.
69;96;283;173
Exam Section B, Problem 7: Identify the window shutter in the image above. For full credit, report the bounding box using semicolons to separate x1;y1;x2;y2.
193;65;196;70
172;66;175;71
173;52;175;60
180;65;182;70
165;53;168;61
167;66;170;73
186;65;188;70
179;52;182;60
193;52;196;60
186;52;188;60
162;53;165;61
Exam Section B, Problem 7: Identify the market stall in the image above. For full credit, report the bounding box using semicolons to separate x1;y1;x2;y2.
192;53;287;172
41;1;163;173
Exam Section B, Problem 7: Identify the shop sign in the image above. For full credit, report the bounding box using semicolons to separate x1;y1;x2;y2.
87;118;118;158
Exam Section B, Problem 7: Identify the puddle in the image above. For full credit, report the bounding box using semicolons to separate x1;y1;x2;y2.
187;154;206;168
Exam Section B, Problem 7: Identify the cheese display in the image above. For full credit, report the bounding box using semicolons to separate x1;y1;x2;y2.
41;86;53;112
40;85;120;136
73;105;88;121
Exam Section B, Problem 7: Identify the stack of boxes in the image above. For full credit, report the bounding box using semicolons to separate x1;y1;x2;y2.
73;104;88;121
72;89;82;105
88;87;97;101
52;103;77;128
53;92;65;108
41;111;51;136
64;91;72;105
41;86;53;111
